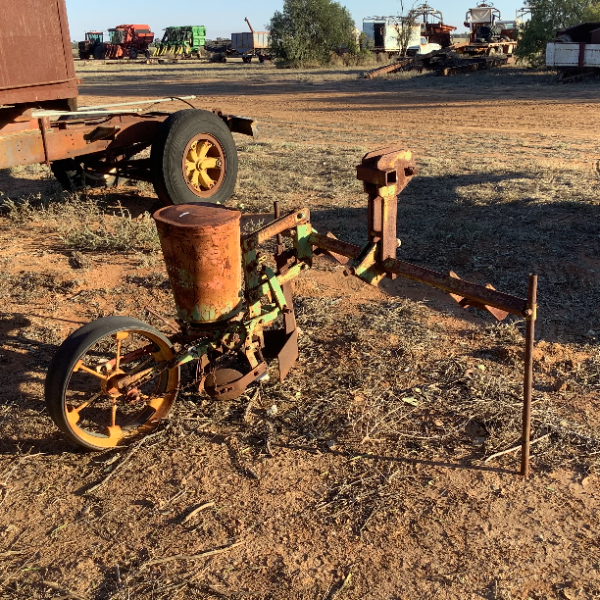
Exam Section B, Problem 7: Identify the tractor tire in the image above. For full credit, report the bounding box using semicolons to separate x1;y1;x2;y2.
130;47;138;59
94;45;105;60
150;109;238;206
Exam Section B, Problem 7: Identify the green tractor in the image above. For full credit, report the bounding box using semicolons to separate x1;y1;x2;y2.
152;26;206;58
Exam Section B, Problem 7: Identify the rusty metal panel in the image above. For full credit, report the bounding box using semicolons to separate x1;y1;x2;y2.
0;0;78;106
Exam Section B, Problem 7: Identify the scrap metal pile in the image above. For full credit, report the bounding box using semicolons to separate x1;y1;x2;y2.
364;1;519;79
45;148;539;477
364;46;509;78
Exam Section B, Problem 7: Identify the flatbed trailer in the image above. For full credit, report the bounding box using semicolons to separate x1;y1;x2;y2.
461;40;517;56
0;0;255;205
546;22;600;81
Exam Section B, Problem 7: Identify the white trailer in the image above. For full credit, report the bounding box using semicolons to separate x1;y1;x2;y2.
546;22;600;80
362;17;421;54
546;43;600;68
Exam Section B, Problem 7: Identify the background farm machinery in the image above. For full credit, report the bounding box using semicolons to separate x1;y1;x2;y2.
77;24;155;60
364;1;520;79
78;31;104;60
462;1;519;56
45;147;539;478
152;26;207;59
231;19;272;63
102;24;155;59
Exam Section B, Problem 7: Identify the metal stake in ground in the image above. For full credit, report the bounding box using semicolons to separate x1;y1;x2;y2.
521;273;538;478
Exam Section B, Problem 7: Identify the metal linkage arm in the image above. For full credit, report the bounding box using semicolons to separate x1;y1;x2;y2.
308;232;528;317
241;209;310;251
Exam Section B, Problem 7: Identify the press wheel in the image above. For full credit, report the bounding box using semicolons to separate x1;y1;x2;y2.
45;316;180;451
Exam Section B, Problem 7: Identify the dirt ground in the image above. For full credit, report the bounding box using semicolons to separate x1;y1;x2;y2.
1;62;600;600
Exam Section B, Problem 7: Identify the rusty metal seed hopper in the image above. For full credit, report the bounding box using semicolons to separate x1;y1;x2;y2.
45;147;538;477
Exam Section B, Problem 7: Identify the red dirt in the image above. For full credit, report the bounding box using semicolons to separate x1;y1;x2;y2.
0;64;599;599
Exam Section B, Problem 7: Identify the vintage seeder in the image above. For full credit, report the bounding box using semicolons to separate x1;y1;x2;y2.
45;147;538;476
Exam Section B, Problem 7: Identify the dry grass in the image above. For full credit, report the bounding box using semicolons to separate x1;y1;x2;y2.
77;59;371;86
1;194;160;254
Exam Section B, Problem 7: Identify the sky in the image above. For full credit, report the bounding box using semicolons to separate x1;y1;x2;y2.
64;0;527;41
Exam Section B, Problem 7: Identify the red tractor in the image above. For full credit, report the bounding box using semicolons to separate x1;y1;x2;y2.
99;24;155;59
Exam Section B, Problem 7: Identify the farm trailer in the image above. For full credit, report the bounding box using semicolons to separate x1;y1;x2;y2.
230;18;272;63
546;22;600;82
0;0;256;206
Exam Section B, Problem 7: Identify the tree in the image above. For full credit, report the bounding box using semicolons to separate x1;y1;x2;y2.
269;0;358;66
395;0;418;57
516;0;600;66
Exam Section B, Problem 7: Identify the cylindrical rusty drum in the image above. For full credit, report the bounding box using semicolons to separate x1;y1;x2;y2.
153;203;242;324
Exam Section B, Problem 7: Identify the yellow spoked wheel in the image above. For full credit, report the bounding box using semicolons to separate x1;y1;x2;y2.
182;133;225;197
151;109;238;205
45;317;180;451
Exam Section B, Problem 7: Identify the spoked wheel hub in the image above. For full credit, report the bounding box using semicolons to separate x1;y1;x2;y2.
45;316;180;451
182;133;225;197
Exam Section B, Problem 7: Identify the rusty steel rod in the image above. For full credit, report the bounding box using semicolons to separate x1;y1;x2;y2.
308;232;361;260
521;273;538;479
382;258;528;317
309;232;529;317
308;232;529;317
274;201;283;249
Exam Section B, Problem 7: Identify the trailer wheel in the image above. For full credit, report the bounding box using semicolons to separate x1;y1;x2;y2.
51;158;118;191
150;109;238;205
51;159;84;191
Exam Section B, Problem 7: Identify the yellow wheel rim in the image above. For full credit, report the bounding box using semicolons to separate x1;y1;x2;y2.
182;133;226;198
64;329;179;449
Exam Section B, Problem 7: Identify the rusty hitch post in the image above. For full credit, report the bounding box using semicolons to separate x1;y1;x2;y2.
310;147;538;476
521;274;538;479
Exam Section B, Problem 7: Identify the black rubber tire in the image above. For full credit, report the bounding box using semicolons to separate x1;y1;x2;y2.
45;316;179;451
51;159;84;191
51;152;116;192
150;109;238;205
130;47;138;59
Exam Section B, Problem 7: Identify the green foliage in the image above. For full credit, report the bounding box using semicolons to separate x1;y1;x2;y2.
516;0;600;66
269;0;358;66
